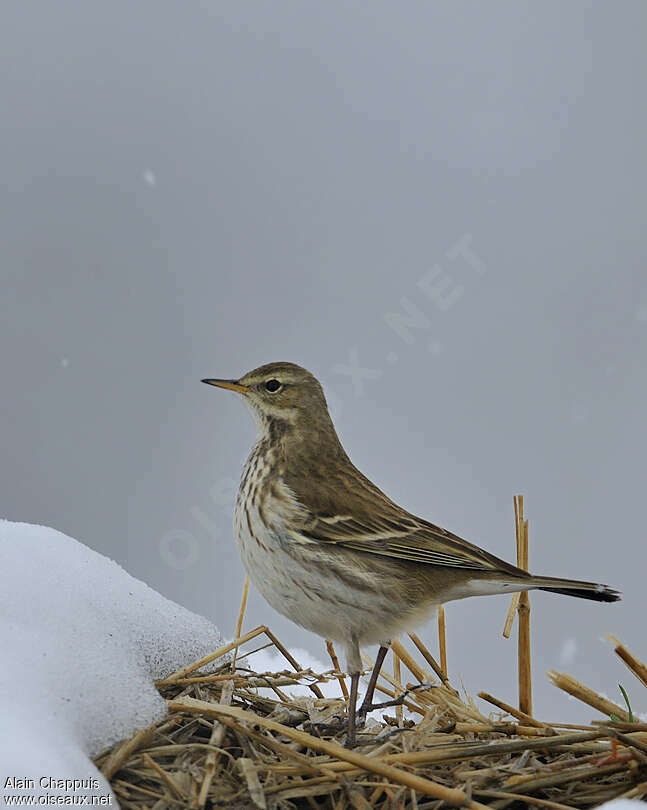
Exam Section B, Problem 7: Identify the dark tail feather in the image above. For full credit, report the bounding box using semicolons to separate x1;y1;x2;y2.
539;585;620;602
532;575;620;603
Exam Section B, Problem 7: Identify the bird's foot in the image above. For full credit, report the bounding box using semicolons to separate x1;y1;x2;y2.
306;715;354;735
306;714;375;748
357;682;437;719
309;684;436;747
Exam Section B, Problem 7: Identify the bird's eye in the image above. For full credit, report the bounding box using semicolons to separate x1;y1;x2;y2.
264;379;282;393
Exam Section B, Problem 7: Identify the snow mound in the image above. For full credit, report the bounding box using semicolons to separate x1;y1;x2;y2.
0;520;224;803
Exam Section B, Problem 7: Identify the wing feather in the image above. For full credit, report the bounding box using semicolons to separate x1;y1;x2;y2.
301;514;499;571
280;461;525;577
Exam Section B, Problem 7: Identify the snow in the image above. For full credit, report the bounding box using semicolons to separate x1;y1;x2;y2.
0;520;225;805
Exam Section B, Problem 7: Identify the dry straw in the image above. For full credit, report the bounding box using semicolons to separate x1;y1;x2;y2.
502;495;532;716
96;497;646;808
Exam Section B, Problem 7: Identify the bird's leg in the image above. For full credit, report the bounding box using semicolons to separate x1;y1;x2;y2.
346;671;360;747
357;644;389;719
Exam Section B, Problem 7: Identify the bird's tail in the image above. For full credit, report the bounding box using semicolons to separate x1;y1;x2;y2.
529;575;620;603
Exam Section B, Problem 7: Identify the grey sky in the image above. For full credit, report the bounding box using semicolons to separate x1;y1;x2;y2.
2;1;646;720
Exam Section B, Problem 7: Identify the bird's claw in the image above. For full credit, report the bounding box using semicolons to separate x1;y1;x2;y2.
358;681;436;718
306;714;365;735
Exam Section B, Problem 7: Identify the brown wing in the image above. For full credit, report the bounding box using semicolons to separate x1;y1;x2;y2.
283;458;527;578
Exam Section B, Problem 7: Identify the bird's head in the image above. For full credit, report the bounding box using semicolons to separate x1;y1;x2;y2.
202;362;331;433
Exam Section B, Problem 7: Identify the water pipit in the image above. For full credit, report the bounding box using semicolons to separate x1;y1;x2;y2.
203;362;619;745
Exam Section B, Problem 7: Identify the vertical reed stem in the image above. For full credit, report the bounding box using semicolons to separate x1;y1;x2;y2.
393;645;403;725
231;575;250;672
515;496;532;716
438;605;448;680
326;640;349;699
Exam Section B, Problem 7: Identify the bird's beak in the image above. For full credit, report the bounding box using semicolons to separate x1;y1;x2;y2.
201;378;250;395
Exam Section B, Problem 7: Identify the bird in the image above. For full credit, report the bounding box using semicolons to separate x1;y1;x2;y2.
202;361;620;745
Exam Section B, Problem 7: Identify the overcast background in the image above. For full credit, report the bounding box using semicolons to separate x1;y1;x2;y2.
2;1;646;722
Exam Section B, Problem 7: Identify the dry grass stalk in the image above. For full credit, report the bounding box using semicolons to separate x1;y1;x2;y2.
100;724;157;780
593;722;647;732
171;673;328;688
615;779;647;800
407;631;455;692
437;604;448;679
157;624;268;684
96;628;647;809
216;713;339;780
473;789;579;810
389;638;427;684
502;495;521;638
502;591;520;639
502;759;629;794
392;644;403;726
363;673;426;716
158;621;325;699
363;644;488;725
238;757;267;808
477;690;548;729
167;697;488;808
263;626;325;699
602;727;647;755
453;722;552;737
326;639;349;699
512;495;533;716
607;634;647;688
547;670;631;721
230;575;250;672
300;731;607;773
196;677;234;808
141;752;186;800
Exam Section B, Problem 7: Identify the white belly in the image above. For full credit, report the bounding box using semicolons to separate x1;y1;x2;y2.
234;496;344;640
233;493;435;652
